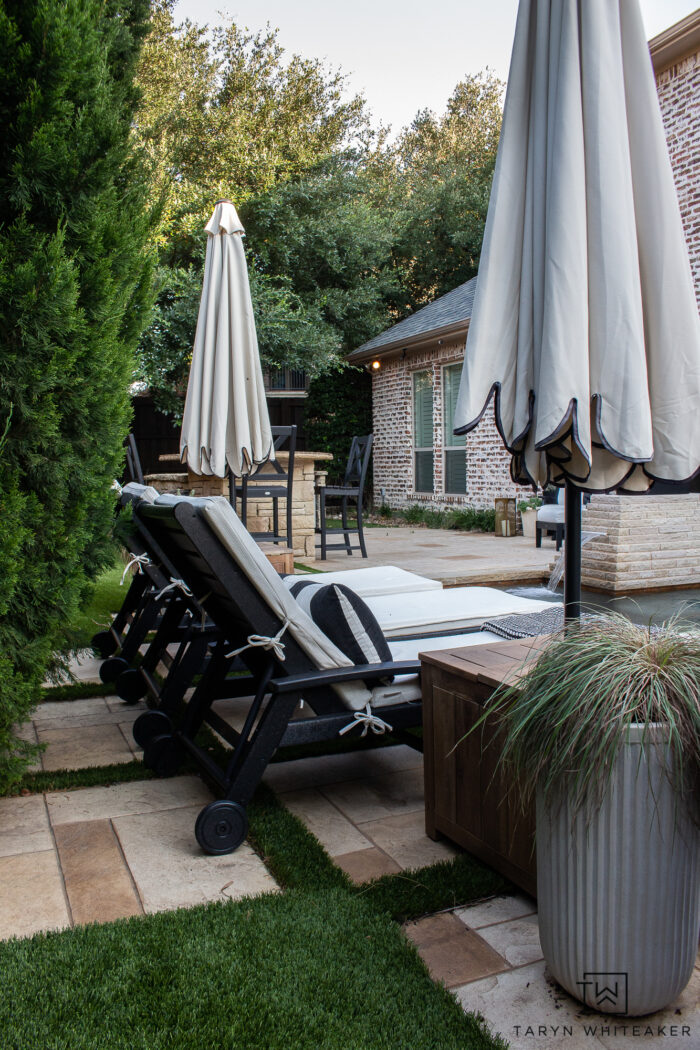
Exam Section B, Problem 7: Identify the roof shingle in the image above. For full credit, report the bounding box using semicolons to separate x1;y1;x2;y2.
350;276;477;358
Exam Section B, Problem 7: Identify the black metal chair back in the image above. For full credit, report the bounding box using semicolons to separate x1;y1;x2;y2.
237;425;297;547
125;433;145;484
343;434;373;489
315;434;373;559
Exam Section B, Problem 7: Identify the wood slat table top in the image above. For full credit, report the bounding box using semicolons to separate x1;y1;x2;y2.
419;636;548;688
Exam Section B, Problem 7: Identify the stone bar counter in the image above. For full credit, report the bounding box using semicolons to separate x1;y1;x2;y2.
146;450;333;559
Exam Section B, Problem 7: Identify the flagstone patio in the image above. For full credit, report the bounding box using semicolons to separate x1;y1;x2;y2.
1;655;697;1049
297;525;555;586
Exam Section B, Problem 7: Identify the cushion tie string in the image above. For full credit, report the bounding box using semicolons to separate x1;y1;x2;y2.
339;703;393;738
226;620;290;663
120;554;151;585
155;577;193;601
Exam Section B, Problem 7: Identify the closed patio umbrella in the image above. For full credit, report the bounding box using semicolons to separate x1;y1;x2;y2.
180;200;273;487
454;0;700;616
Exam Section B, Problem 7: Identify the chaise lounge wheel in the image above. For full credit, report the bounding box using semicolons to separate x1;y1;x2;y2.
195;800;248;856
115;668;146;704
133;710;172;750
91;630;117;658
99;656;130;684
143;733;184;778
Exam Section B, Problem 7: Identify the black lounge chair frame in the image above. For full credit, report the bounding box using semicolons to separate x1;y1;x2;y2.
92;494;217;704
132;500;422;855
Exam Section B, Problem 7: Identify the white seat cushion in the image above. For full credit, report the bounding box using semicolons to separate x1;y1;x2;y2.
366;587;558;638
203;498;372;711
370;630;504;708
284;565;442;597
122;482;160;505
537;505;565;524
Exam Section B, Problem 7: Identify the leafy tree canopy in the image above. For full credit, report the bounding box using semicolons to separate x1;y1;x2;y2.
136;0;372;267
391;72;503;309
133;5;502;444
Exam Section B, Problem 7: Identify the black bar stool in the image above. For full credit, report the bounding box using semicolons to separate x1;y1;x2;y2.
236;426;296;547
315;434;373;559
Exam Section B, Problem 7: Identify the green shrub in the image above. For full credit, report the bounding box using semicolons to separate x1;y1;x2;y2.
0;0;154;791
402;504;427;525
393;504;495;532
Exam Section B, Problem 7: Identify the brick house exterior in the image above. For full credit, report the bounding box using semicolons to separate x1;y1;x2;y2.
352;11;700;512
651;10;700;303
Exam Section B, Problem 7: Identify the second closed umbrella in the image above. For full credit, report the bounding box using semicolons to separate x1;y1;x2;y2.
180;200;274;481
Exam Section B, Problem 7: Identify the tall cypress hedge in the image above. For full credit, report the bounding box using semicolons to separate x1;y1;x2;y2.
0;0;154;789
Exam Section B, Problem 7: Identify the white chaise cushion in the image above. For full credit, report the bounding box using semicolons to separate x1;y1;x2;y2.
370;630;504;709
122;482;160;505
284;566;442;597
202;498;372;711
365;587;556;638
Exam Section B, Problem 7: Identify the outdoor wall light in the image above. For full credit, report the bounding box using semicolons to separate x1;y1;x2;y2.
370;359;381;371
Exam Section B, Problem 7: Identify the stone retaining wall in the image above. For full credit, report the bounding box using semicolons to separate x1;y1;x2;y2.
580;494;700;592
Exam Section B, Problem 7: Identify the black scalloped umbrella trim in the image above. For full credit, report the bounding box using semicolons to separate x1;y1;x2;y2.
453;382;700;494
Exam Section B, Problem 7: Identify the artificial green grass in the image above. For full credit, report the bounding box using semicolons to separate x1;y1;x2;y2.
248;783;350;892
63;560;126;652
358;855;510;924
38;681;115;702
0;889;506;1050
11;761;156;796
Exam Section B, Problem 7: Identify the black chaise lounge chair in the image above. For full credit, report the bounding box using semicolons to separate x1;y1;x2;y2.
131;496;428;855
92;484;220;706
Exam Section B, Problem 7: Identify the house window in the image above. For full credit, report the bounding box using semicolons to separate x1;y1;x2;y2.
413;370;434;492
443;363;466;494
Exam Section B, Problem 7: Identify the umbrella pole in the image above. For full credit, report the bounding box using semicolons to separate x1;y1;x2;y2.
564;480;582;620
228;468;235;508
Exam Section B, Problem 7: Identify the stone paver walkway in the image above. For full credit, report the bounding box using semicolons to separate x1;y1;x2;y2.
0;774;277;939
266;743;457;880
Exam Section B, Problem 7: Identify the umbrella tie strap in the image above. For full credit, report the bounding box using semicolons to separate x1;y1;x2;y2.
155;577;193;601
339;703;393;739
120;554;151;585
226;620;290;663
112;479;123;494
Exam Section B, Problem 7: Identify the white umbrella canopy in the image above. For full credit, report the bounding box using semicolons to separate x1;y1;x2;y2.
180;200;274;478
454;0;700;493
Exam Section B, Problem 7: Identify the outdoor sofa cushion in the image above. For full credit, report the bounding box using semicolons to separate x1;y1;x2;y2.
287;579;393;673
537;486;565;524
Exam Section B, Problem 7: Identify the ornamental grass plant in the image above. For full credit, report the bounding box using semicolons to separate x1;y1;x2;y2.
485;613;700;817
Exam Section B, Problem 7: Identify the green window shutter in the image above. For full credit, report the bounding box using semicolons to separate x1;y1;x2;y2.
443;363;464;443
415;451;434;493
413;371;433;448
443;363;466;494
445;449;466;494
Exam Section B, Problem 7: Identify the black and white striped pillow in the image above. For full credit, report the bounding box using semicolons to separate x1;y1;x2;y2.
288;579;392;673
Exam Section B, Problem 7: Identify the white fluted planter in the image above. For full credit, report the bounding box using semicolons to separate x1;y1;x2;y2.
521;508;538;538
536;725;700;1016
